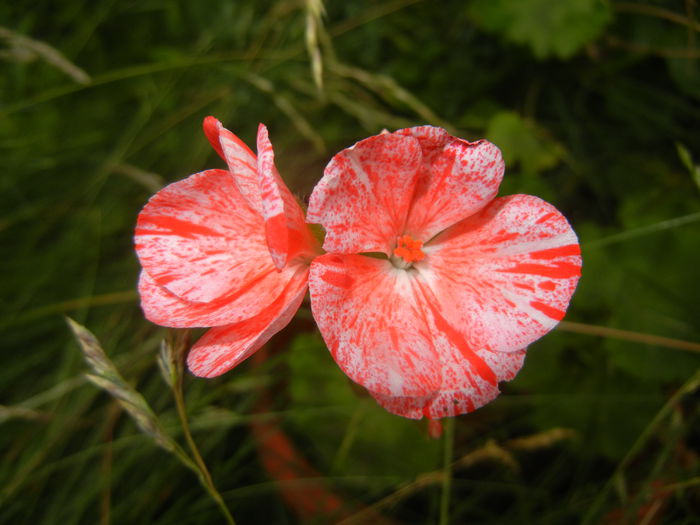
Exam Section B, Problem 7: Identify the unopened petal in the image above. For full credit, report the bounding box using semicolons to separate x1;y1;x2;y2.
187;268;309;377
135;169;276;303
397;126;504;240
308;254;441;397
307;133;422;255
423;194;582;354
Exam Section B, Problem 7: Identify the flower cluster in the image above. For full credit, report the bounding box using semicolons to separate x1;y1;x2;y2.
135;117;581;421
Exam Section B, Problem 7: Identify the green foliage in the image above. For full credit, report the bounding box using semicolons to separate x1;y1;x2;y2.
286;333;442;478
2;0;700;524
486;111;564;175
468;0;612;59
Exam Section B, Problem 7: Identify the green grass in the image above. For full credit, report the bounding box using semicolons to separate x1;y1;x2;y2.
2;1;700;523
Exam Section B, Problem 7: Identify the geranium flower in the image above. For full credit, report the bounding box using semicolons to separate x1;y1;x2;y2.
307;126;581;420
135;117;319;377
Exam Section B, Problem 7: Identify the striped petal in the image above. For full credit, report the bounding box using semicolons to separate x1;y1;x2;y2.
203;116;262;214
396;126;504;241
308;254;441;397
138;263;305;327
256;124;318;269
187;268;309;377
308;252;526;408
421;194;581;354
369;348;526;419
135;169;275;303
307;132;422;255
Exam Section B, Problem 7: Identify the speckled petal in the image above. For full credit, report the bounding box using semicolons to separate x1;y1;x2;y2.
203;116;262;214
396;126;504;241
187;268;309;377
308;254;441;397
421;194;581;354
135;168;276;303
307;133;422;255
369;348;526;419
256;124;317;268
138;263;305;327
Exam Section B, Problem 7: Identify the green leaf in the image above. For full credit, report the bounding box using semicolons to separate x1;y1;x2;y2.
486;110;564;176
468;0;612;59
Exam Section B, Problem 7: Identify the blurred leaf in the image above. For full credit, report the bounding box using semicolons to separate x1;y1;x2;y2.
486;110;564;175
468;0;611;59
0;26;91;84
676;143;700;193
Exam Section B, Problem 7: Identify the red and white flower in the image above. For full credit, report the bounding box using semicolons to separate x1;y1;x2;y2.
306;126;581;420
135;117;319;377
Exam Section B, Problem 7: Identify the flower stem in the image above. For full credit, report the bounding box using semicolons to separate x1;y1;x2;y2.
170;333;236;525
439;417;455;525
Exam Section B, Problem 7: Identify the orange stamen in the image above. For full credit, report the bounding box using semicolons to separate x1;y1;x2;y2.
393;234;425;263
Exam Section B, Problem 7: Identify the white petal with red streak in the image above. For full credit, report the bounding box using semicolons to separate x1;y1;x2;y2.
203;116;263;214
138;264;306;327
421;194;581;354
187;268;309;377
135;169;276;303
256;124;315;269
396;126;504;241
307;133;422;255
369;348;526;419
309;254;441;397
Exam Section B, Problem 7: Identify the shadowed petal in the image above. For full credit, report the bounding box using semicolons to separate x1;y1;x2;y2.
187;268;310;377
257;124;318;269
138;264;305;327
307;133;422;255
397;126;504;241
308;254;441;397
421;194;581;354
135;169;276;303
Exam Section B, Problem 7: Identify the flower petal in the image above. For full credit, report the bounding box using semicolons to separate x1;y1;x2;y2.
308;254;441;397
187;268;309;377
307;133;422;255
256;124;318;269
422;194;581;354
138;263;305;327
369;348;526;419
203;116;262;214
135;168;276;303
397;126;504;240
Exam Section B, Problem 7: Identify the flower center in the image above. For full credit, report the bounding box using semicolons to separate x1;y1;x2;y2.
391;234;425;269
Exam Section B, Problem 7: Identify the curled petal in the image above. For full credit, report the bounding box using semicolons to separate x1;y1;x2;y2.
135;169;275;303
422;194;582;354
397;126;504;240
203;117;262;214
187;268;309;377
257;124;318;268
308;254;441;397
138;264;306;327
307;133;422;255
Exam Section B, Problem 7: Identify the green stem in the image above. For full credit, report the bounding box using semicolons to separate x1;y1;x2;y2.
170;332;236;525
439;418;455;525
582;368;700;524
